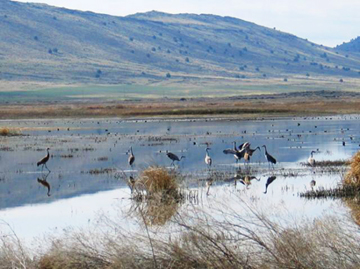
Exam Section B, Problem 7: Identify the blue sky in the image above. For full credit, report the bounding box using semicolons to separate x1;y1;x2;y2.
16;0;360;47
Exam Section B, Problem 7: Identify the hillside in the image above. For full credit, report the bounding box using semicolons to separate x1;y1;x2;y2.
337;37;360;53
1;0;360;93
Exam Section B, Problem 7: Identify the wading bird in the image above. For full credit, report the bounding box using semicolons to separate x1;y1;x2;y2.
264;175;277;194
244;146;261;164
205;148;212;168
240;175;260;189
308;151;316;167
262;145;276;169
166;151;185;166
128;147;135;168
310;179;316;191
37;148;51;172
223;141;247;163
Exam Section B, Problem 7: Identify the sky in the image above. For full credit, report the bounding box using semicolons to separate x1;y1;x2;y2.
15;0;360;47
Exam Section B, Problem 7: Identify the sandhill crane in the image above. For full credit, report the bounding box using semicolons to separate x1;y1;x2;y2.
205;148;212;168
166;151;185;166
128;175;136;194
264;175;276;194
223;141;247;163
262;145;276;169
308;151;316;167
37;148;50;172
244;146;261;164
310;179;316;191
128;147;135;168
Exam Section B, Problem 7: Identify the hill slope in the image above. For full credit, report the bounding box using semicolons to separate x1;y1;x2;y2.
336;37;360;53
1;0;360;91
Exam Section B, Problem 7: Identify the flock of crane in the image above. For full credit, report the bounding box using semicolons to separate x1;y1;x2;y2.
36;141;278;172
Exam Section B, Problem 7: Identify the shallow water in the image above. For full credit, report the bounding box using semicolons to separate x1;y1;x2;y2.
0;115;359;242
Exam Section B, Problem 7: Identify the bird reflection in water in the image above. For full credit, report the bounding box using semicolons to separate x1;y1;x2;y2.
239;175;260;189
37;171;51;196
264;175;277;194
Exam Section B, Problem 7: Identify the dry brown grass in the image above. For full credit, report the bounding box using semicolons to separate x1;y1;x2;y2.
0;127;20;136
2;202;360;269
344;151;360;187
2;95;360;119
133;166;181;199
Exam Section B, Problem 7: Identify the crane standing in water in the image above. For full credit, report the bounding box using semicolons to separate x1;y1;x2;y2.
308;151;316;167
262;145;276;169
37;148;51;172
205;148;212;169
128;147;135;169
166;151;185;166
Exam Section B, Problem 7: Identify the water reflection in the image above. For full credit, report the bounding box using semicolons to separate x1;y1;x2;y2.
37;171;51;197
264;176;277;194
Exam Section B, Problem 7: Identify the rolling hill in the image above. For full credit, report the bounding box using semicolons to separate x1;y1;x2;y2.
1;0;360;94
337;37;360;53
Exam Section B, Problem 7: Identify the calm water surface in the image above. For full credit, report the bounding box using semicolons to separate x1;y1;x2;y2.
0;115;359;243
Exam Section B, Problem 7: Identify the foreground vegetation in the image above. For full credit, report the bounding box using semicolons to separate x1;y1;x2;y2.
1;202;359;269
1;163;360;269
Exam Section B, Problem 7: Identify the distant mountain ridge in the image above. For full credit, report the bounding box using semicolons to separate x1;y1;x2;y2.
0;0;360;90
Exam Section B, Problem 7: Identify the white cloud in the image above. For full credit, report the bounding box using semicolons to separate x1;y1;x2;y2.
14;0;360;47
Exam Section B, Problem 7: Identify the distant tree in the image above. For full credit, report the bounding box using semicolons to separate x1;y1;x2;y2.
146;53;150;58
306;73;310;77
151;47;156;52
131;50;135;54
284;78;288;82
48;49;52;54
243;47;248;52
152;35;156;39
34;36;38;41
53;16;57;20
53;48;58;53
166;73;171;78
129;37;134;41
228;43;232;47
235;74;240;78
159;33;163;36
167;49;171;53
263;73;267;77
4;15;7;18
340;78;343;83
255;67;260;72
270;50;274;54
241;75;246;78
175;59;179;62
141;71;146;75
185;57;190;63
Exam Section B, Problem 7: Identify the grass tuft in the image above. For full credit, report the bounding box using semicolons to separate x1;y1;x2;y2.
0;127;20;136
133;166;182;200
344;151;360;187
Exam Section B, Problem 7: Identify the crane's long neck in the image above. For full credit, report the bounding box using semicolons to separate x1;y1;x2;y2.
233;142;237;150
130;147;133;155
206;148;210;156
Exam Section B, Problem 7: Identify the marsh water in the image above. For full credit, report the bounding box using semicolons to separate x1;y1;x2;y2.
0;115;359;243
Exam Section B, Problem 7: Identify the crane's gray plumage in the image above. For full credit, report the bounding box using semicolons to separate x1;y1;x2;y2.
128;147;135;167
262;145;276;168
308;150;316;167
205;148;212;167
166;151;185;166
37;148;50;172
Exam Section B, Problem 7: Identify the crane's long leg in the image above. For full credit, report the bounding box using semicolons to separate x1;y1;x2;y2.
45;163;51;172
